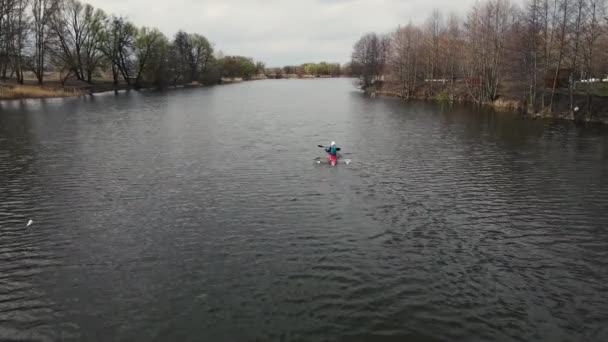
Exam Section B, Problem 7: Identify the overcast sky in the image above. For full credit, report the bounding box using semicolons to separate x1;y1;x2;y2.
87;0;485;66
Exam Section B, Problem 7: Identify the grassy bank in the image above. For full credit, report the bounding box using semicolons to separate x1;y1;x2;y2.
0;71;265;101
365;81;608;124
0;84;88;100
0;71;132;101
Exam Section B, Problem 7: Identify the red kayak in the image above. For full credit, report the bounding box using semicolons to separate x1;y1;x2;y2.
326;153;337;166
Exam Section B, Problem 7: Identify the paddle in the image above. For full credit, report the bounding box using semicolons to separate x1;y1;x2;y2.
318;145;341;151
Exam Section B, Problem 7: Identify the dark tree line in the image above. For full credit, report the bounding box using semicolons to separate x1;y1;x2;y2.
219;55;258;80
352;0;608;116
0;0;263;89
267;62;349;78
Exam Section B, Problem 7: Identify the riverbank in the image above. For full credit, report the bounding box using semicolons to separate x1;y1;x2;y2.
0;83;89;100
365;82;608;125
0;78;141;101
0;78;222;101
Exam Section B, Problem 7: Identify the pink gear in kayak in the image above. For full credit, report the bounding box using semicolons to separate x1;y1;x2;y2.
326;153;337;165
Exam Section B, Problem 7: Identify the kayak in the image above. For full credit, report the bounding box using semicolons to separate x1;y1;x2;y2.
314;155;351;165
316;144;349;166
327;153;337;165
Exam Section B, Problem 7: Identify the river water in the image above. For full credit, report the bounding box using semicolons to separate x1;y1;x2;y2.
1;79;607;341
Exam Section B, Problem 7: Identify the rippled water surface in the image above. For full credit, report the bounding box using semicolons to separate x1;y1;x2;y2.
1;79;608;341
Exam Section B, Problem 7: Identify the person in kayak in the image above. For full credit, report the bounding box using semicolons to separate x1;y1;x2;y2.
325;141;339;165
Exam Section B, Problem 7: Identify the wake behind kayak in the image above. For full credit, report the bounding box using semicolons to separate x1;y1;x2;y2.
314;157;352;165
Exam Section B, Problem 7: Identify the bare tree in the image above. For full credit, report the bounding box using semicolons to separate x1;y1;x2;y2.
173;31;214;83
1;0;29;83
463;0;516;104
31;0;59;84
81;4;106;82
446;13;462;101
564;0;588;116
255;61;265;75
391;25;410;98
50;0;106;83
351;32;389;89
133;27;165;88
100;16;136;87
538;0;559;112
548;0;571;112
0;1;9;76
425;9;444;96
521;0;543;112
391;23;422;99
582;0;607;115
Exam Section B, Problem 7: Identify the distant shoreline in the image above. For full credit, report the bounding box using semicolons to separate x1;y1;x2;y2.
0;76;353;102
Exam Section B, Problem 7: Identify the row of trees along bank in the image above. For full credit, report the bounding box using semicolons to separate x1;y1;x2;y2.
352;0;608;119
265;62;352;78
0;0;264;90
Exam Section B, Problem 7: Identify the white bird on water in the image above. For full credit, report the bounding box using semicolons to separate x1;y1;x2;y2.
27;220;33;227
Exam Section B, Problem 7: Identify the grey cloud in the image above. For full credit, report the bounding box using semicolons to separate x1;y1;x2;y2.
86;0;491;66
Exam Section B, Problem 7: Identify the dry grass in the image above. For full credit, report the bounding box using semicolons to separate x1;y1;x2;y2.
493;97;522;111
0;84;84;99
